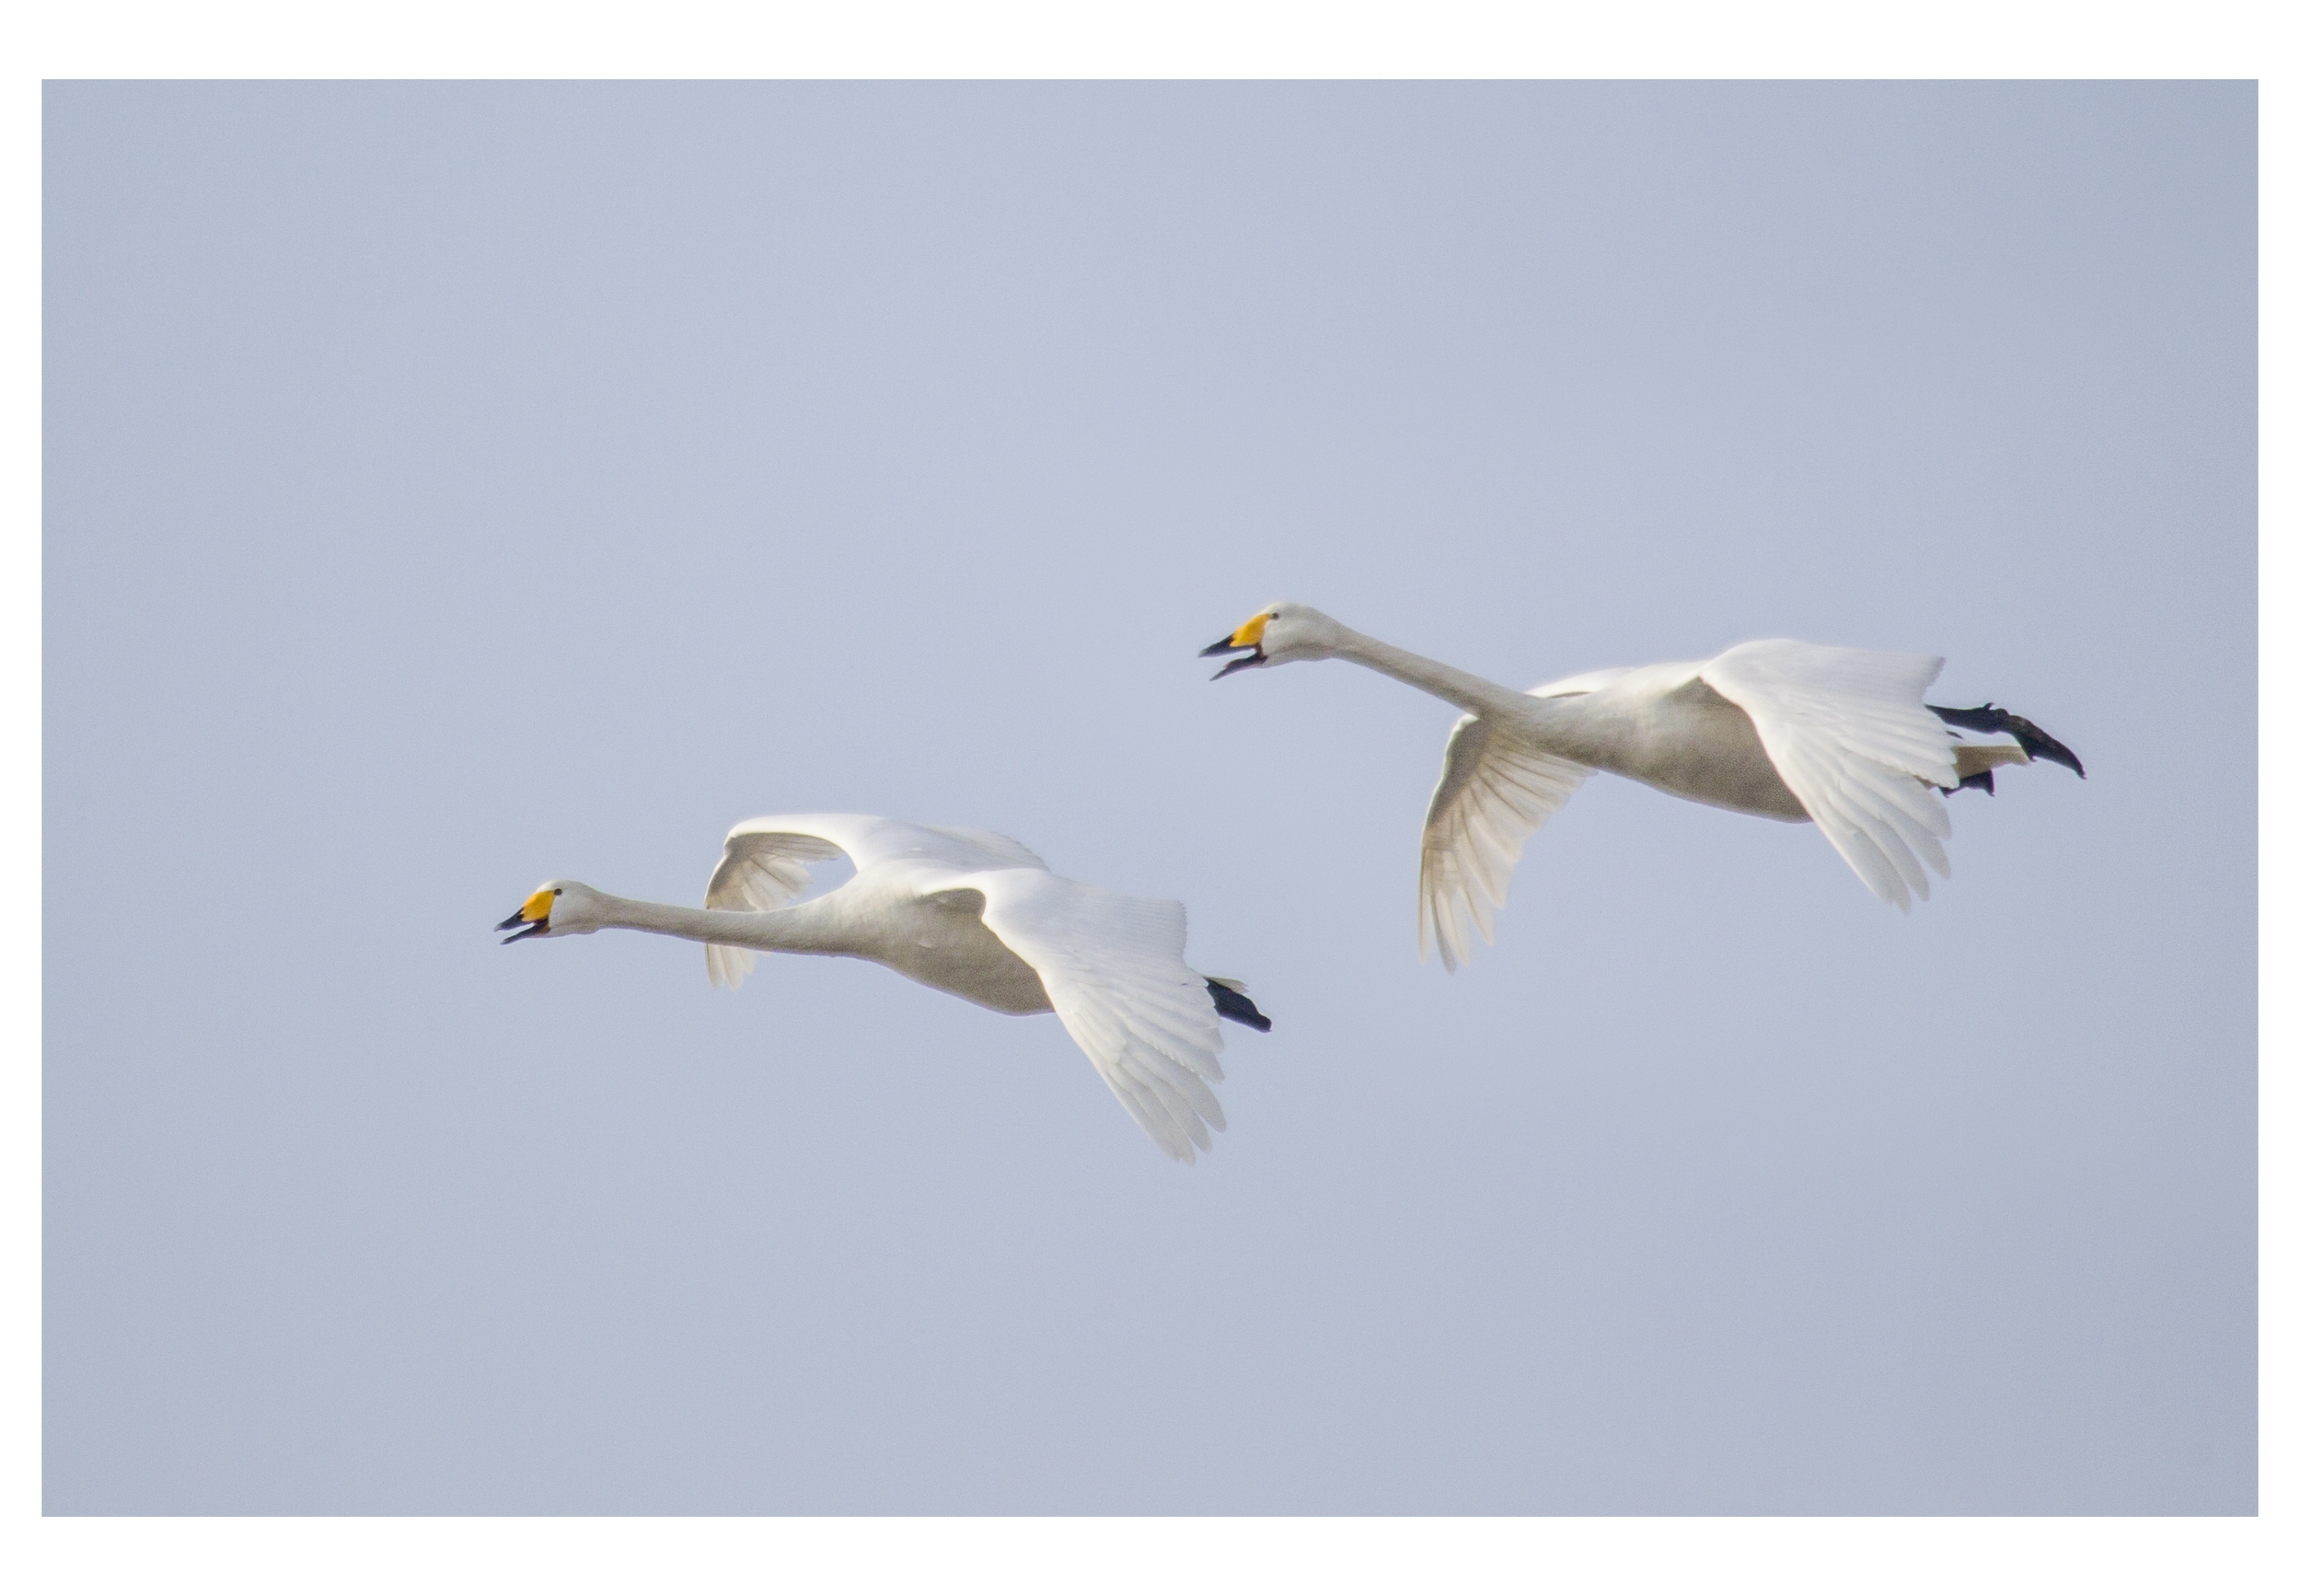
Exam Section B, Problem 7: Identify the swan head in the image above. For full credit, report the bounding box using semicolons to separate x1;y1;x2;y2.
1199;602;1345;679
495;879;607;943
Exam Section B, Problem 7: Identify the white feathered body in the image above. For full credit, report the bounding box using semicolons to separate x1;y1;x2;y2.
709;859;1057;1015
1512;661;1809;820
511;813;1243;1162
1411;639;1964;964
1211;607;2025;969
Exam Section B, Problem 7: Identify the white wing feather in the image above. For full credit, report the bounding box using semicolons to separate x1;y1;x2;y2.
719;813;1042;875
1419;714;1588;970
1527;666;1637;699
1699;640;1959;910
701;814;1050;990
702;829;846;989
912;825;1047;871
960;869;1226;1164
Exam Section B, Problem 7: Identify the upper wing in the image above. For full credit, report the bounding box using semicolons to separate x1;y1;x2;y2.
703;825;849;989
912;825;1047;870
1527;666;1638;699
718;813;1043;874
1699;641;1959;910
958;868;1227;1164
1419;713;1589;970
703;814;1051;989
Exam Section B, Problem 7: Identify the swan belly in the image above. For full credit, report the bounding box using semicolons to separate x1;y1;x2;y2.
873;898;1056;1016
1573;678;1809;821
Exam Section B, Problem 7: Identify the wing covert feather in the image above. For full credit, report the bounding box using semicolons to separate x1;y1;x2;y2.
1699;640;1959;910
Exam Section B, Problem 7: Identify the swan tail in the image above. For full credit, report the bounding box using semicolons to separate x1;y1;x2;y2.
1941;741;2033;797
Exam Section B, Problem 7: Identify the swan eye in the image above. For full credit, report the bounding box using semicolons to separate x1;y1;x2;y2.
553;887;562;896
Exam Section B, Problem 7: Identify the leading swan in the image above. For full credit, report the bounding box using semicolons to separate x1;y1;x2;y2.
499;814;1270;1162
1202;604;2083;968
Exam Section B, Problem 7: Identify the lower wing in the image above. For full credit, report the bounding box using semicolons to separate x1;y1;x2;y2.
1419;712;1588;969
960;868;1229;1162
1700;641;1958;910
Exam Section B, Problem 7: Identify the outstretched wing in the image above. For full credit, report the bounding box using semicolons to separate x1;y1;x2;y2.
1419;714;1588;970
958;868;1227;1163
1699;641;1959;910
703;827;847;989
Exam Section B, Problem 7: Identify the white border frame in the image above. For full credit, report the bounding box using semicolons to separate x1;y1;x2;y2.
7;5;2284;1592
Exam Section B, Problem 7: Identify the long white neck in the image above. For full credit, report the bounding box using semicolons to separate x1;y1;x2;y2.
592;893;849;954
1327;623;1552;722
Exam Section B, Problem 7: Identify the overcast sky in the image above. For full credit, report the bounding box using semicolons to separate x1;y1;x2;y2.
44;81;2253;1513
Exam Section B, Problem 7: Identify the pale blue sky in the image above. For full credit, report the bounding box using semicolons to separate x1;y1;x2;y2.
44;81;2253;1513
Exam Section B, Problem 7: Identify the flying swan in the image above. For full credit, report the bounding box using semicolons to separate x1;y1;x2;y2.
1201;604;2084;968
497;813;1271;1162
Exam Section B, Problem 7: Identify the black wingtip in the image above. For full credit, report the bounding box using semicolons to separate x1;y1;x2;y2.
1928;702;2086;780
1207;978;1273;1032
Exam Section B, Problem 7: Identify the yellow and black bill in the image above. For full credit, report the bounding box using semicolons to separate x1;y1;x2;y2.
496;886;558;943
1199;612;1269;680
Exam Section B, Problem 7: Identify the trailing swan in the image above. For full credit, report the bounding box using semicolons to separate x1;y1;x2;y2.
1202;604;2083;967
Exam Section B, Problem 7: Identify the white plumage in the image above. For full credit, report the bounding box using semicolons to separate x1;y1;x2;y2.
1204;604;2082;969
500;814;1268;1162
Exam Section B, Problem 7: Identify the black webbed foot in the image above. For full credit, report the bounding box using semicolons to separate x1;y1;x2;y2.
1927;702;2085;778
1207;978;1272;1032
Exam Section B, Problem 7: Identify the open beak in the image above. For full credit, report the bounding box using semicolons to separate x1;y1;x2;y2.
1201;616;1271;681
1200;635;1266;680
496;887;556;944
1205;645;1266;680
